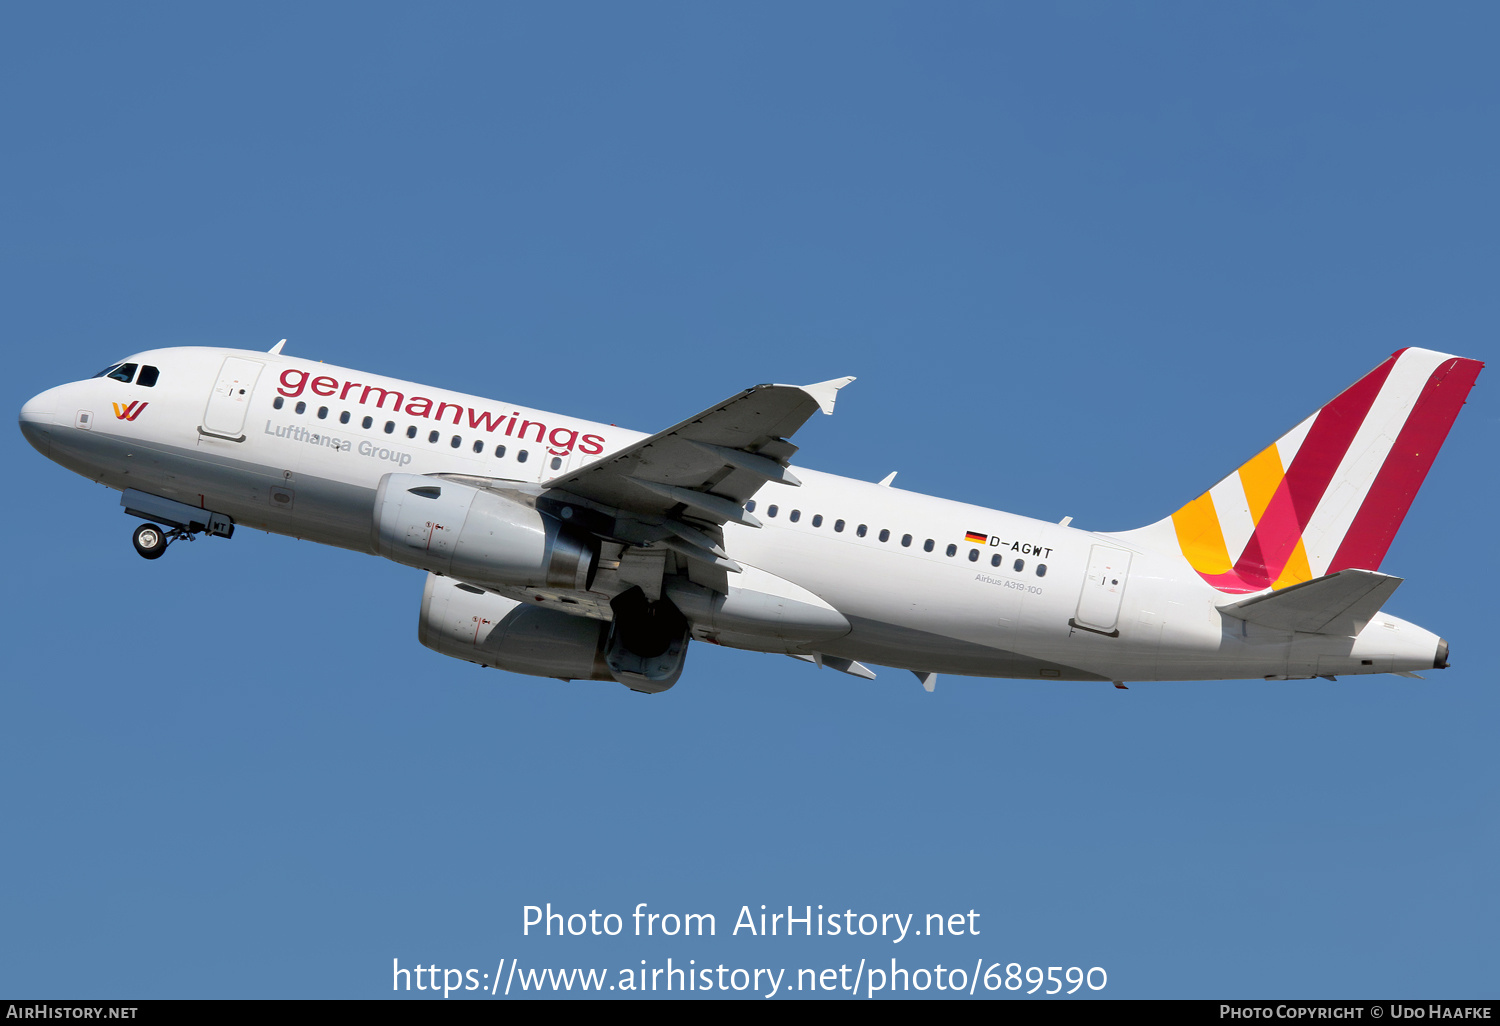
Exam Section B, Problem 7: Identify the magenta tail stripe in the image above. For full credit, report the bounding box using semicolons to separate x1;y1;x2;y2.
1243;484;1303;584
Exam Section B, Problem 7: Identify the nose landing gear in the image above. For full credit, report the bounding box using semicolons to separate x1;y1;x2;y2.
121;489;236;560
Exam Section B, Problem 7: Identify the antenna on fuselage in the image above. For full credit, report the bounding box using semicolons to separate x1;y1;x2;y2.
268;339;287;355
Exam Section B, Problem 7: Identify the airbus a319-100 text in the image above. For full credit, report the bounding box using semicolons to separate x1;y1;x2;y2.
19;342;1482;693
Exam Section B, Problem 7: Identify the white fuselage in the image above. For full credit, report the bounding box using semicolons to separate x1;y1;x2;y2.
19;347;1447;684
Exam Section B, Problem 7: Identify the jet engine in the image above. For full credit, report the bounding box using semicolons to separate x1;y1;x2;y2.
374;473;596;590
418;574;690;693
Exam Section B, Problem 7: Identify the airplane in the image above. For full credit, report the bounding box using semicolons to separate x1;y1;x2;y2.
18;342;1482;693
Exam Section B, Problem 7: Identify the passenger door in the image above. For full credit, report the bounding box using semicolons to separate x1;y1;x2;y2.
201;357;264;441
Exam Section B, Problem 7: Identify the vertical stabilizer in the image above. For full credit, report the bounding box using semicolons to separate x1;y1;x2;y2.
1155;348;1481;594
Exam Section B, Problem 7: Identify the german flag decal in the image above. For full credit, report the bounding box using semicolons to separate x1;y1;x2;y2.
964;531;988;545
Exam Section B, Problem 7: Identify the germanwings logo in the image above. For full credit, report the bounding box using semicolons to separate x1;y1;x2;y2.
113;401;148;421
1170;349;1482;594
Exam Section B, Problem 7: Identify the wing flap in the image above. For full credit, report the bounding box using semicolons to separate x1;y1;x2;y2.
630;479;764;527
1217;568;1402;636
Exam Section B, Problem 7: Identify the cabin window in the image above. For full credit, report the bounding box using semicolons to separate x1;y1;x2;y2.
789;509;801;523
551;457;562;470
1014;559;1025;572
746;500;756;512
273;396;284;410
361;415;372;428
811;514;823;527
968;548;979;562
428;430;439;443
901;533;912;547
494;444;506;458
945;544;957;557
1036;564;1047;577
857;524;867;537
991;554;1002;567
474;440;484;454
340;411;350;424
517;450;528;463
384;421;395;434
295;401;307;415
137;365;160;387
834;519;845;532
317;406;328;419
923;539;934;552
450;435;461;448
107;364;137;384
767;505;779;518
879;529;890;542
407;425;417;438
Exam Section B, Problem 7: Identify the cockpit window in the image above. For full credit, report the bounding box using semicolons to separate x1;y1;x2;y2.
106;363;138;384
137;365;160;387
91;363;123;379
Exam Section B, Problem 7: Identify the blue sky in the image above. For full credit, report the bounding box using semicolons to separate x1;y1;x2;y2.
3;2;1495;999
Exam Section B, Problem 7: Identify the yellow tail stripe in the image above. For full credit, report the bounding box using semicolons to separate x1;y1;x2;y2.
1238;443;1285;522
1171;492;1233;576
1272;537;1313;591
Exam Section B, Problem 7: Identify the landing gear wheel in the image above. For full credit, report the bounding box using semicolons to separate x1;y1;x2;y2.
132;523;168;560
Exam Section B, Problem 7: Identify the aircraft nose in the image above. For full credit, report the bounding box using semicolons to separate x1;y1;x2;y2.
19;386;61;458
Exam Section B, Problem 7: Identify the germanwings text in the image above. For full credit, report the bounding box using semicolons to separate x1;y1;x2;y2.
275;368;605;456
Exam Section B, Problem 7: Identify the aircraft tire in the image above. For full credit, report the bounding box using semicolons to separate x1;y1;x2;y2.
132;523;168;560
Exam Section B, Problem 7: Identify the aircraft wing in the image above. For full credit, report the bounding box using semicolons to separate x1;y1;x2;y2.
542;376;854;577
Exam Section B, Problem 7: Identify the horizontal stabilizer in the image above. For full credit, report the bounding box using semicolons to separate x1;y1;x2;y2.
1217;568;1402;637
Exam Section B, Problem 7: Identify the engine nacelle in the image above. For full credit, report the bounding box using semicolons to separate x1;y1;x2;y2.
374;473;595;591
420;574;613;680
418;575;691;693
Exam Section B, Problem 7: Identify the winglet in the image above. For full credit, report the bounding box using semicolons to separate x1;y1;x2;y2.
801;376;856;415
268;339;287;355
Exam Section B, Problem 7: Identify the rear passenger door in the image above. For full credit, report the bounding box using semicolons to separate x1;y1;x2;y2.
1072;545;1131;636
